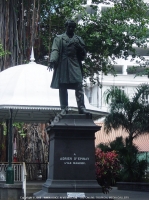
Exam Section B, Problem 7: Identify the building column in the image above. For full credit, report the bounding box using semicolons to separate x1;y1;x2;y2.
122;64;128;75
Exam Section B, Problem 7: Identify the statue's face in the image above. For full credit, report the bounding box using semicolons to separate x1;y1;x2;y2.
66;22;76;35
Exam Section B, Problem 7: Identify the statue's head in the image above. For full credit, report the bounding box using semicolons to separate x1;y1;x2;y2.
65;19;76;28
65;20;76;36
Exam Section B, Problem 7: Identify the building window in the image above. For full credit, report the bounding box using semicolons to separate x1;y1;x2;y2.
100;5;113;13
82;0;87;4
127;66;145;75
101;6;110;12
86;5;97;15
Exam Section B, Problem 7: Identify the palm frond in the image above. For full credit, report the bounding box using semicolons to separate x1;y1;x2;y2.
104;83;149;145
104;112;129;134
104;86;129;105
132;83;149;103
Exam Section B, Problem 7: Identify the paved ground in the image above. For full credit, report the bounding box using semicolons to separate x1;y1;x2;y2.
97;187;149;200
26;182;149;200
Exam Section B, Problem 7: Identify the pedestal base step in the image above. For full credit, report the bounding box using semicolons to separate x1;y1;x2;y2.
34;190;114;199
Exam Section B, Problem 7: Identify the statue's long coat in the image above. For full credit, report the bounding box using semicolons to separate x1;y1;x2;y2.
50;33;86;89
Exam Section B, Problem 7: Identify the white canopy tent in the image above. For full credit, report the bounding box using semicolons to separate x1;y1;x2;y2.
0;58;107;123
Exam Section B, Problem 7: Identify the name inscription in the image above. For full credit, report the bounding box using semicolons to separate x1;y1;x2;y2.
60;156;90;165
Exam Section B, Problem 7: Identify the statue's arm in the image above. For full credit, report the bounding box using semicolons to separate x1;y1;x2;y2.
48;36;60;70
50;37;60;62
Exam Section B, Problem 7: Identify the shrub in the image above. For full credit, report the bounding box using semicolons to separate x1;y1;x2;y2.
120;155;147;182
95;148;121;193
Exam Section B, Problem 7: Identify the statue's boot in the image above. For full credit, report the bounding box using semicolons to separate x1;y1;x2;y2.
59;88;68;114
75;84;91;115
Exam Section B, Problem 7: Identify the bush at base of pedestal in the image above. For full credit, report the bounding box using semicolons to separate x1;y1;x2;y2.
95;148;121;194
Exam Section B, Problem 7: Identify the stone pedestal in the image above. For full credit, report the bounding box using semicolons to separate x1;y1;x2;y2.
0;182;22;200
34;114;102;198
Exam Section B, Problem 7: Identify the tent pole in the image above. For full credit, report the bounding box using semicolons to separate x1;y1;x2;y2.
6;109;14;184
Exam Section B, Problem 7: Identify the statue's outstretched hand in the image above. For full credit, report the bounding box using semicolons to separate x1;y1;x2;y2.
47;62;55;71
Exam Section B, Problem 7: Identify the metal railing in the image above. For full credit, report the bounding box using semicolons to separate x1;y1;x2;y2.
0;162;49;199
0;162;27;200
22;162;27;200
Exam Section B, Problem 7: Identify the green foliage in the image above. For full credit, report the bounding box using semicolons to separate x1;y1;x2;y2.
104;86;129;104
13;122;26;137
0;122;26;137
101;83;149;182
97;136;138;163
97;137;147;182
0;143;5;150
0;43;7;57
37;0;84;60
0;122;7;135
2;0;149;76
22;0;149;80
104;84;149;146
95;148;121;193
120;155;147;182
77;0;149;81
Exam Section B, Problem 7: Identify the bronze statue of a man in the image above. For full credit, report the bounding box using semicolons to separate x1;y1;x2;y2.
48;19;89;115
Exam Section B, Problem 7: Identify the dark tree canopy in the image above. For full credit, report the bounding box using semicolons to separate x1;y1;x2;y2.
0;0;83;70
78;0;149;81
0;0;149;81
